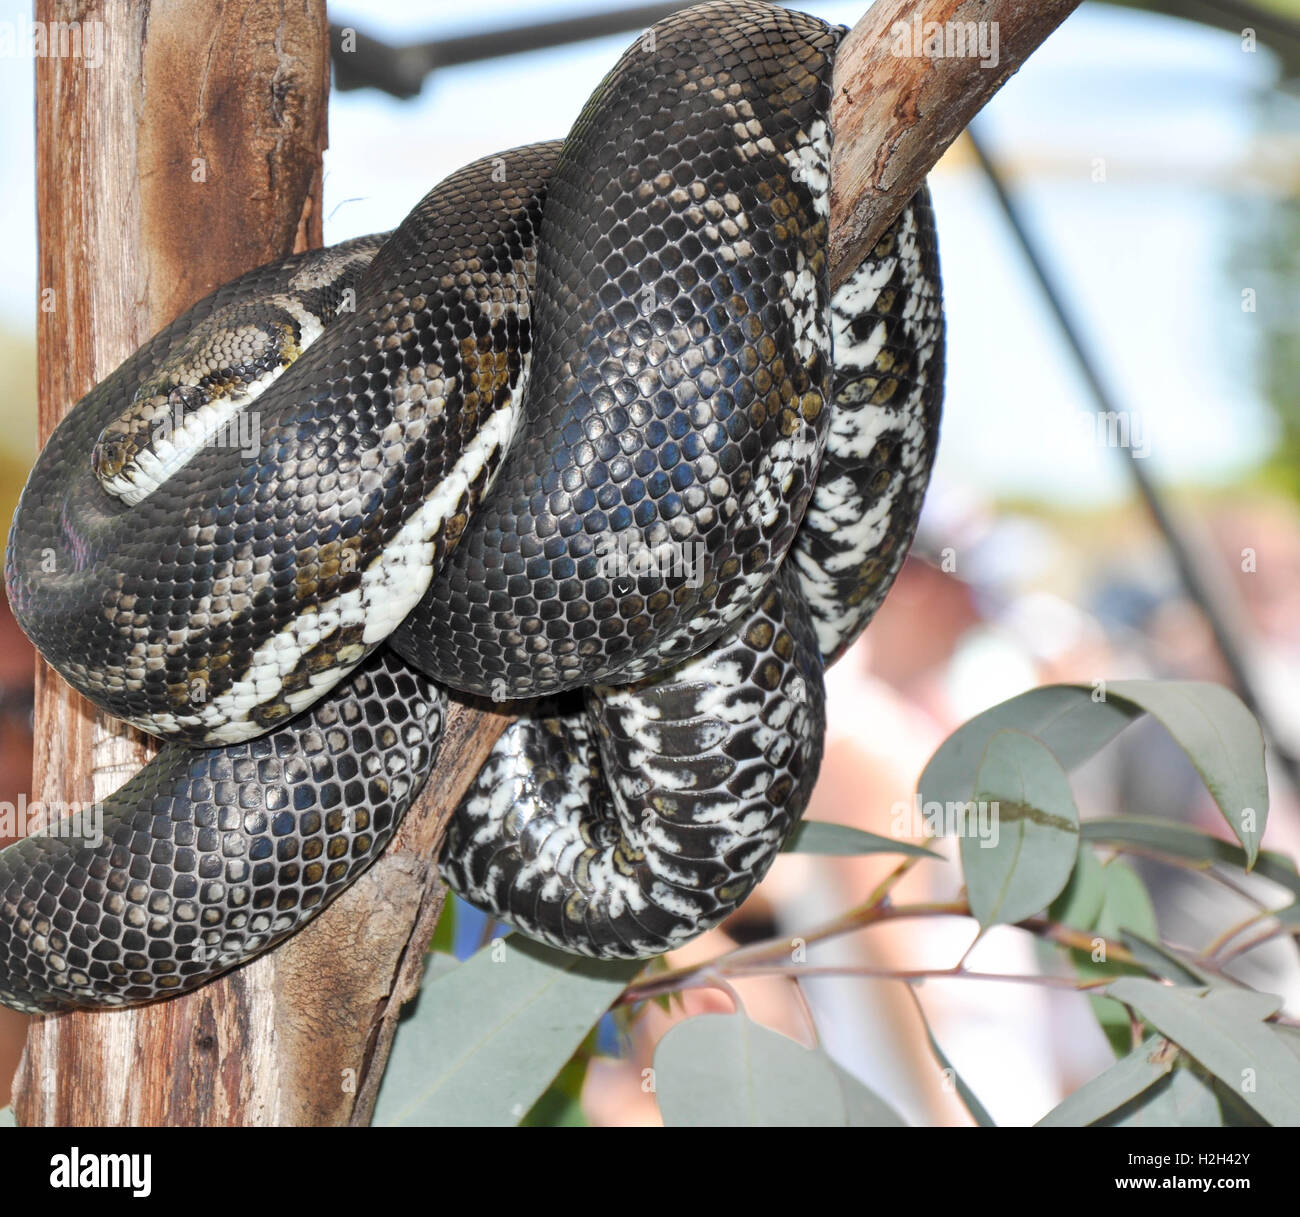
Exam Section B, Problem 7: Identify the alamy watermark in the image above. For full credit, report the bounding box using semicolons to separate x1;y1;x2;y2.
1077;409;1150;458
595;533;707;590
0;794;103;849
150;397;261;462
1035;408;1152;459
889;18;1000;69
50;1148;150;1198
890;794;1001;849
0;18;103;67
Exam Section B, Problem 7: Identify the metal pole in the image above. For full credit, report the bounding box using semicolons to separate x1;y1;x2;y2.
965;121;1300;791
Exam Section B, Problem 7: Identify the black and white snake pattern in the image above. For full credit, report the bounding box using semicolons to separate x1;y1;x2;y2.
0;1;942;1012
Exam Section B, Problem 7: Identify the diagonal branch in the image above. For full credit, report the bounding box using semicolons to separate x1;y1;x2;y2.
828;0;1081;288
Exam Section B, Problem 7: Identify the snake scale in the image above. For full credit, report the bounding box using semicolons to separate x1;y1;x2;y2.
0;0;942;1012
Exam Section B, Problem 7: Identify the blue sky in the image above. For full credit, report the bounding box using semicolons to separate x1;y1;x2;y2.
0;0;1292;506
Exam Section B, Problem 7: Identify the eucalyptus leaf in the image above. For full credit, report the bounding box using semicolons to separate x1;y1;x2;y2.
1074;859;1157;1056
1278;1027;1300;1062
1119;931;1217;987
783;820;939;859
909;994;995;1126
919;681;1269;869
1101;1062;1227;1128
421;951;460;983
961;729;1079;927
1037;1036;1177;1127
1107;980;1300;1125
918;685;1138;810
1102;681;1267;865
373;935;640;1127
522;1030;595;1127
654;1014;899;1126
1081;818;1300;903
1095;859;1158;942
1202;986;1285;1021
1049;847;1106;930
830;1062;908;1127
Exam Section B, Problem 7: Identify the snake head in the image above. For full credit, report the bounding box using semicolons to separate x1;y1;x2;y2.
90;382;209;502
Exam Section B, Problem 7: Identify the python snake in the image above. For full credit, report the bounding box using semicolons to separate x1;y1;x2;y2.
0;0;942;1012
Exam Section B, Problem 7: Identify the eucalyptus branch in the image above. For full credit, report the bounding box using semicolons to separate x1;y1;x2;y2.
1203;907;1284;960
617;899;1136;1006
697;963;1112;992
1214;922;1300;966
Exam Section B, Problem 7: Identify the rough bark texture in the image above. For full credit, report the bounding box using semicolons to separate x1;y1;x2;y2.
16;0;1081;1126
828;0;1080;289
16;0;332;1126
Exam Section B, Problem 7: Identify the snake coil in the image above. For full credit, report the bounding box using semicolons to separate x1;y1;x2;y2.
0;0;942;1012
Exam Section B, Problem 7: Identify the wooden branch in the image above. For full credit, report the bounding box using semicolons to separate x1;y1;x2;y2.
829;0;1081;289
17;0;330;1127
16;0;1081;1126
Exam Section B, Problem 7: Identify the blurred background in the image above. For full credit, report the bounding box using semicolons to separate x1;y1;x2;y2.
1;0;1298;1124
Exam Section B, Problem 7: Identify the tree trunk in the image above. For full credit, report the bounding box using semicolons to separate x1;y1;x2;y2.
15;0;1080;1126
16;0;332;1126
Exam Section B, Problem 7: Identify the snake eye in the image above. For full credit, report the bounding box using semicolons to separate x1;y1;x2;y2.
91;438;124;477
168;385;203;410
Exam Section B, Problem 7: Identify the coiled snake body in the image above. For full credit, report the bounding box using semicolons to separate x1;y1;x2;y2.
0;1;942;1011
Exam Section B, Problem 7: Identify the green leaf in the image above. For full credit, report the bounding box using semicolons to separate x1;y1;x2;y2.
1081;818;1299;897
373;935;640;1127
1094;859;1158;942
909;993;995;1126
919;685;1138;810
918;681;1269;867
1107;980;1300;1125
1071;859;1157;1056
521;1030;595;1127
429;893;457;956
961;729;1079;928
1119;930;1218;987
419;950;460;985
1101;1062;1227;1127
1081;818;1300;932
783;820;939;859
0;1107;13;1128
1278;1027;1300;1062
1049;847;1106;929
654;1013;903;1126
1037;1036;1177;1127
830;1061;908;1127
1102;681;1268;866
